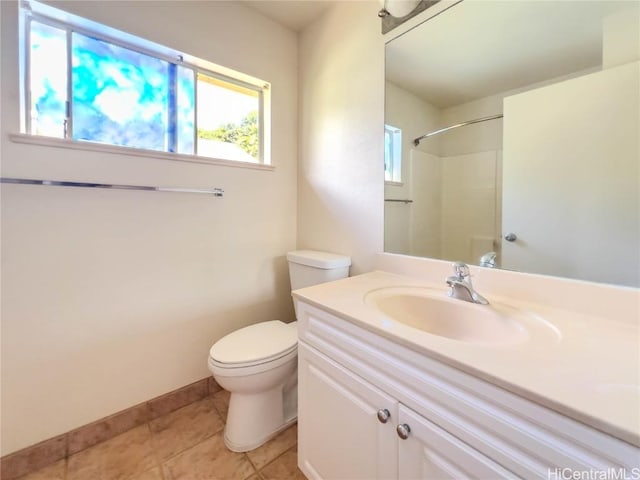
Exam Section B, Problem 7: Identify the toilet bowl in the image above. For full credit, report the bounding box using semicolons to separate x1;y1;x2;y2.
208;250;351;452
208;320;298;452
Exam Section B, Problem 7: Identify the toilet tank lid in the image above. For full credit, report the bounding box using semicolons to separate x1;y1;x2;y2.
209;320;297;365
287;250;351;269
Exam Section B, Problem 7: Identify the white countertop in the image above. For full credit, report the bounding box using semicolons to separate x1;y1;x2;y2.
292;270;640;447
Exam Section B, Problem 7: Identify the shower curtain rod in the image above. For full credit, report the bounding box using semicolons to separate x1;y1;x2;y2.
413;114;503;146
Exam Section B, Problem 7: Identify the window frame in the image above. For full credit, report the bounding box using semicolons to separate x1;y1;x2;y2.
384;124;402;184
20;0;271;166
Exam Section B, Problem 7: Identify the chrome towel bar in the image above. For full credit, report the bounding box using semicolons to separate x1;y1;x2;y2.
0;177;224;197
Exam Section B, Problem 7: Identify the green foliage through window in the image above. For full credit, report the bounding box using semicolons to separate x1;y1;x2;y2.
198;111;258;159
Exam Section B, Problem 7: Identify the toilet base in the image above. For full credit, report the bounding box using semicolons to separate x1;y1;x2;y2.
223;384;297;452
224;415;297;452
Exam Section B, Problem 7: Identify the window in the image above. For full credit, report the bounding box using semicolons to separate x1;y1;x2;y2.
384;124;402;183
23;1;270;164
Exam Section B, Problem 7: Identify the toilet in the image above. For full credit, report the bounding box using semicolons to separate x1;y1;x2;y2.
207;250;351;452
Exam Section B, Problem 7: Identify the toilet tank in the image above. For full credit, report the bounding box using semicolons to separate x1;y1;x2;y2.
286;250;351;290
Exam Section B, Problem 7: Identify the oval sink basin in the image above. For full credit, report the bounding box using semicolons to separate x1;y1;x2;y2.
364;287;551;346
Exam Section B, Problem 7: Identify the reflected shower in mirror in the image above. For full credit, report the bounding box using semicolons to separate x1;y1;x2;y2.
384;0;640;287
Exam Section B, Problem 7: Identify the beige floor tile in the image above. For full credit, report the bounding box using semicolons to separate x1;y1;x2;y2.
259;447;305;480
150;397;224;461
211;390;230;420
16;459;66;480
162;432;256;480
67;425;157;480
247;424;297;471
129;466;164;480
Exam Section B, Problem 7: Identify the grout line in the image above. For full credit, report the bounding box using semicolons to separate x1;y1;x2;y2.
242;452;260;480
257;443;299;479
143;397;229;468
261;444;293;470
145;422;167;480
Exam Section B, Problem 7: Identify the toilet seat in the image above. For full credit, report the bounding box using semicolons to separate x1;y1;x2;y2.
208;348;297;378
209;320;297;370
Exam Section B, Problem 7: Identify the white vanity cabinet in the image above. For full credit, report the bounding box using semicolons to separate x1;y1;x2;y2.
295;300;639;480
298;343;398;480
299;343;512;480
397;405;514;479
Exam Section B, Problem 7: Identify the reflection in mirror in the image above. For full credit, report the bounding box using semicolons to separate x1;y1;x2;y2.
384;0;640;287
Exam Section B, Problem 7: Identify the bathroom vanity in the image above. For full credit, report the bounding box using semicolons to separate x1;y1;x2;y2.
293;271;640;479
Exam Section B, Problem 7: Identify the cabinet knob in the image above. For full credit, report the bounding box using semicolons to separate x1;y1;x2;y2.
396;423;411;440
377;409;391;423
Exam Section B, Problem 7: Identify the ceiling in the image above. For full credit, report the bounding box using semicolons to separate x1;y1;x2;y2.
242;1;337;32
240;0;638;106
385;0;639;108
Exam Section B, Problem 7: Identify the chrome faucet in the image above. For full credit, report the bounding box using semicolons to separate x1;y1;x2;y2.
446;262;489;305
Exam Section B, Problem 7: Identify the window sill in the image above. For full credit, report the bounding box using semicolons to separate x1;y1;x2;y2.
385;180;404;187
9;133;275;172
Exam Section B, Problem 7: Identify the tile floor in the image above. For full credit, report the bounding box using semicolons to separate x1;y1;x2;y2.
17;390;306;480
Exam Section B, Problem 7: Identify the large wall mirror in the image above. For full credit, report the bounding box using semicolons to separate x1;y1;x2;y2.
384;0;640;287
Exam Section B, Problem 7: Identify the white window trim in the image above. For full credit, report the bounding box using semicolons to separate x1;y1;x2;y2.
9;133;276;171
19;0;272;167
385;124;402;184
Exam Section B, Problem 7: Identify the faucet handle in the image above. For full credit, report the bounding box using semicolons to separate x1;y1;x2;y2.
452;262;470;280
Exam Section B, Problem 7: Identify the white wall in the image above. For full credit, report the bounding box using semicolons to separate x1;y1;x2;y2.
409;150;442;258
436;95;503;264
297;1;384;275
441;151;499;265
384;81;441;256
602;6;640;69
0;0;298;455
385;81;441;175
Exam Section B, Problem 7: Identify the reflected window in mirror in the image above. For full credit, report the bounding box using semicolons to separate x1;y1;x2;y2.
384;124;402;184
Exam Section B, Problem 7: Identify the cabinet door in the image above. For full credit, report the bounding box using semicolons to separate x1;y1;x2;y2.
298;342;398;480
397;405;516;480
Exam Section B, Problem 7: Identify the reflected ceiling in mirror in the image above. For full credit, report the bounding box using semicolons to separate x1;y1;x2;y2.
384;0;640;287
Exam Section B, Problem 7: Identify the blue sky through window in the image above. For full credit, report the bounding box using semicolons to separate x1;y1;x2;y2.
30;21;67;137
72;32;172;151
